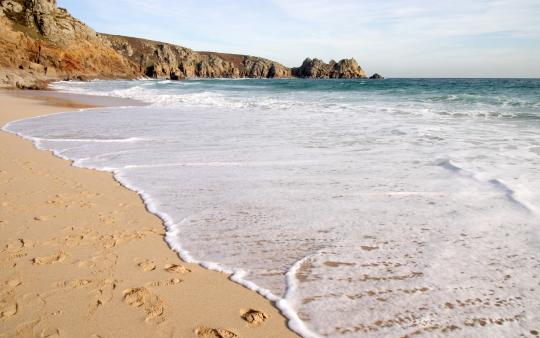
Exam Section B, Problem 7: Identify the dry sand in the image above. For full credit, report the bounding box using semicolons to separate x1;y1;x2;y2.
0;90;298;338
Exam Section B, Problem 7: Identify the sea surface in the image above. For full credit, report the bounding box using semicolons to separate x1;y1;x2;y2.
5;78;540;337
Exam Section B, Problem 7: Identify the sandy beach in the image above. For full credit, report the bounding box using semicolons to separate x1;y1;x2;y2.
0;90;298;338
1;0;539;335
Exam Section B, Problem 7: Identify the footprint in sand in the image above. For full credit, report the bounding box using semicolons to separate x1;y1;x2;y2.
33;252;66;265
137;260;157;272
3;239;25;252
6;279;22;287
78;252;118;270
39;327;61;338
0;300;18;318
145;278;182;287
241;309;268;325
195;327;239;338
99;234;118;249
164;263;191;274
57;279;92;288
123;287;164;322
89;279;117;314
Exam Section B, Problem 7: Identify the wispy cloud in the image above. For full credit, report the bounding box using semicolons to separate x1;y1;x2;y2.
59;0;540;77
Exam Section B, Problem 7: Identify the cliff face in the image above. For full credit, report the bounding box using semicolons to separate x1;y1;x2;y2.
0;0;291;88
292;58;366;79
0;0;370;89
104;34;291;80
0;0;138;88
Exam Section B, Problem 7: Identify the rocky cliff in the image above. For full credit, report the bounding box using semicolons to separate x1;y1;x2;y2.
104;34;290;80
0;0;372;89
0;0;138;88
292;58;366;79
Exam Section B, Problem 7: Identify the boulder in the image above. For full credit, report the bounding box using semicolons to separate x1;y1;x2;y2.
369;73;384;80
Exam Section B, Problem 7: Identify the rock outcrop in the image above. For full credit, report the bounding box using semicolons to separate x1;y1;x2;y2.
369;73;384;80
0;0;137;88
104;34;291;80
17;0;102;45
0;0;290;87
292;58;366;79
0;0;372;88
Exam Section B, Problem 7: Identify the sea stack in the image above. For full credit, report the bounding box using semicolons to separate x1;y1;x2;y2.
292;58;367;79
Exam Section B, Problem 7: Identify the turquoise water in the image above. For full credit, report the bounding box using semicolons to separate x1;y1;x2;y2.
5;78;540;337
52;78;540;119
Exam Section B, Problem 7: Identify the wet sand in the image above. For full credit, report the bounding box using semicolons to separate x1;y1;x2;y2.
0;90;298;338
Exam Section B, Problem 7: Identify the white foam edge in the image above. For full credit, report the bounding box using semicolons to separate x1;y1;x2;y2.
33;137;147;143
113;169;322;338
2;110;321;338
436;158;537;215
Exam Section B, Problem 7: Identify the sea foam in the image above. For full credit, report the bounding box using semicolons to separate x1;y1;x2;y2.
5;78;540;337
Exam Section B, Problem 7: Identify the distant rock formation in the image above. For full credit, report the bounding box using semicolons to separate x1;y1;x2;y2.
369;73;384;80
104;34;290;80
0;0;374;89
292;58;366;79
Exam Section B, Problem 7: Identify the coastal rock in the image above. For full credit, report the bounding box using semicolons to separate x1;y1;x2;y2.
369;73;384;80
0;68;47;89
0;0;137;87
292;57;366;79
1;0;22;14
17;0;103;45
333;58;366;78
105;34;291;80
0;0;372;88
292;58;330;78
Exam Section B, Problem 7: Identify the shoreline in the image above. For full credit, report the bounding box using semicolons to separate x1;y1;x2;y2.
0;89;298;338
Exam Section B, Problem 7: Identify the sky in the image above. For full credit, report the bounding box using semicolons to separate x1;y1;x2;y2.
59;0;540;78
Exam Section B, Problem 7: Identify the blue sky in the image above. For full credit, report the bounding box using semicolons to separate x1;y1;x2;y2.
59;0;540;77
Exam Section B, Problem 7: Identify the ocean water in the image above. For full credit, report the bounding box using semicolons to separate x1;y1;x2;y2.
4;78;540;337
